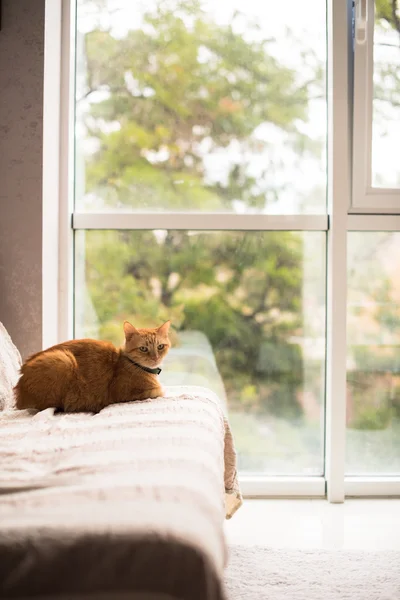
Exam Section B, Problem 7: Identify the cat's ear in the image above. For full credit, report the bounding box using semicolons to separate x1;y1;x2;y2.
124;321;138;341
157;320;171;336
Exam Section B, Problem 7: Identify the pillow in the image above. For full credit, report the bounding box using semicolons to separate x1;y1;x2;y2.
0;322;22;410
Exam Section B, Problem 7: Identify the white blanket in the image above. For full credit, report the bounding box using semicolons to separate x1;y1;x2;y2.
0;386;242;599
0;322;21;411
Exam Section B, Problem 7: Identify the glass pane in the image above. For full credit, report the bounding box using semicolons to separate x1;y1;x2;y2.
372;2;400;187
75;0;327;214
75;230;326;475
347;232;400;475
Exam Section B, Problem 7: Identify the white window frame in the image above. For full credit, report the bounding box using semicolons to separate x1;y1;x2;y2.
42;0;75;349
352;0;400;213
43;0;400;501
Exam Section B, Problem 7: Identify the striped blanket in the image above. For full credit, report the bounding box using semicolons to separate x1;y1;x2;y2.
0;386;242;600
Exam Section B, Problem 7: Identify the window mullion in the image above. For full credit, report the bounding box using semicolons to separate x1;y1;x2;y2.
72;213;329;231
325;0;352;503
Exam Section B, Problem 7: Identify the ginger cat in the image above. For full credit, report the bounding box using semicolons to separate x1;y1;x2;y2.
15;321;171;413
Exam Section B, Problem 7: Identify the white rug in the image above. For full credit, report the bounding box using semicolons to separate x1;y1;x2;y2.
225;545;400;599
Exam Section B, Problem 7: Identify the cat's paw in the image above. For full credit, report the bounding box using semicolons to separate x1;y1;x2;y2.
148;387;164;399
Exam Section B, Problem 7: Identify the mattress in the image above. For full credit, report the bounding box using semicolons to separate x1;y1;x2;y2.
0;386;242;599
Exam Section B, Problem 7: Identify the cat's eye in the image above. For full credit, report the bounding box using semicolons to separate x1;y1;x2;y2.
157;344;165;350
139;346;148;353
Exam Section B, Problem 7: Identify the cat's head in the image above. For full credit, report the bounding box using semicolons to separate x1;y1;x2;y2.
123;320;171;368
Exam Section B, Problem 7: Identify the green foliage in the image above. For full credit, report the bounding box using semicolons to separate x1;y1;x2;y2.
75;0;321;420
81;229;307;417
80;0;311;212
348;373;394;431
76;0;400;438
375;0;400;29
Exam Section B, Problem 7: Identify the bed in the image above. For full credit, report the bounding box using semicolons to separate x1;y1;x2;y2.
0;323;242;600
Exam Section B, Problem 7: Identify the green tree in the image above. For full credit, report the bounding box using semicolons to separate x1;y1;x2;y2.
76;0;325;419
376;0;400;36
81;229;307;416
80;0;313;212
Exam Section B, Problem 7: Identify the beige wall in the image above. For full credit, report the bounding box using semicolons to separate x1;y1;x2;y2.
0;0;45;359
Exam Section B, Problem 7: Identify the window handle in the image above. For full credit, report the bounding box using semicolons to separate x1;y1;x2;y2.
355;0;368;45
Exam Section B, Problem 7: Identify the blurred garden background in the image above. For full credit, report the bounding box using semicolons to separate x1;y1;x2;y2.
74;0;400;475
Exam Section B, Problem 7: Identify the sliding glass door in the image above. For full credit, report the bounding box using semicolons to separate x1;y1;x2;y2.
45;0;399;496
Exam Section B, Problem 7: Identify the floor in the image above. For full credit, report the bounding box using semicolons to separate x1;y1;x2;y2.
225;499;400;551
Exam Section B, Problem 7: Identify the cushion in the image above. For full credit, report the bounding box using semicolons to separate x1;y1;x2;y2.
0;322;22;410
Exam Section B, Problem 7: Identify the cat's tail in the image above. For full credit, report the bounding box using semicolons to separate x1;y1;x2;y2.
15;349;78;410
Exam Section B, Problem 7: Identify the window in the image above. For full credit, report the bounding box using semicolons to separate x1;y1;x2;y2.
73;0;328;483
347;232;400;475
75;229;326;475
75;0;327;216
45;0;400;499
352;0;400;211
